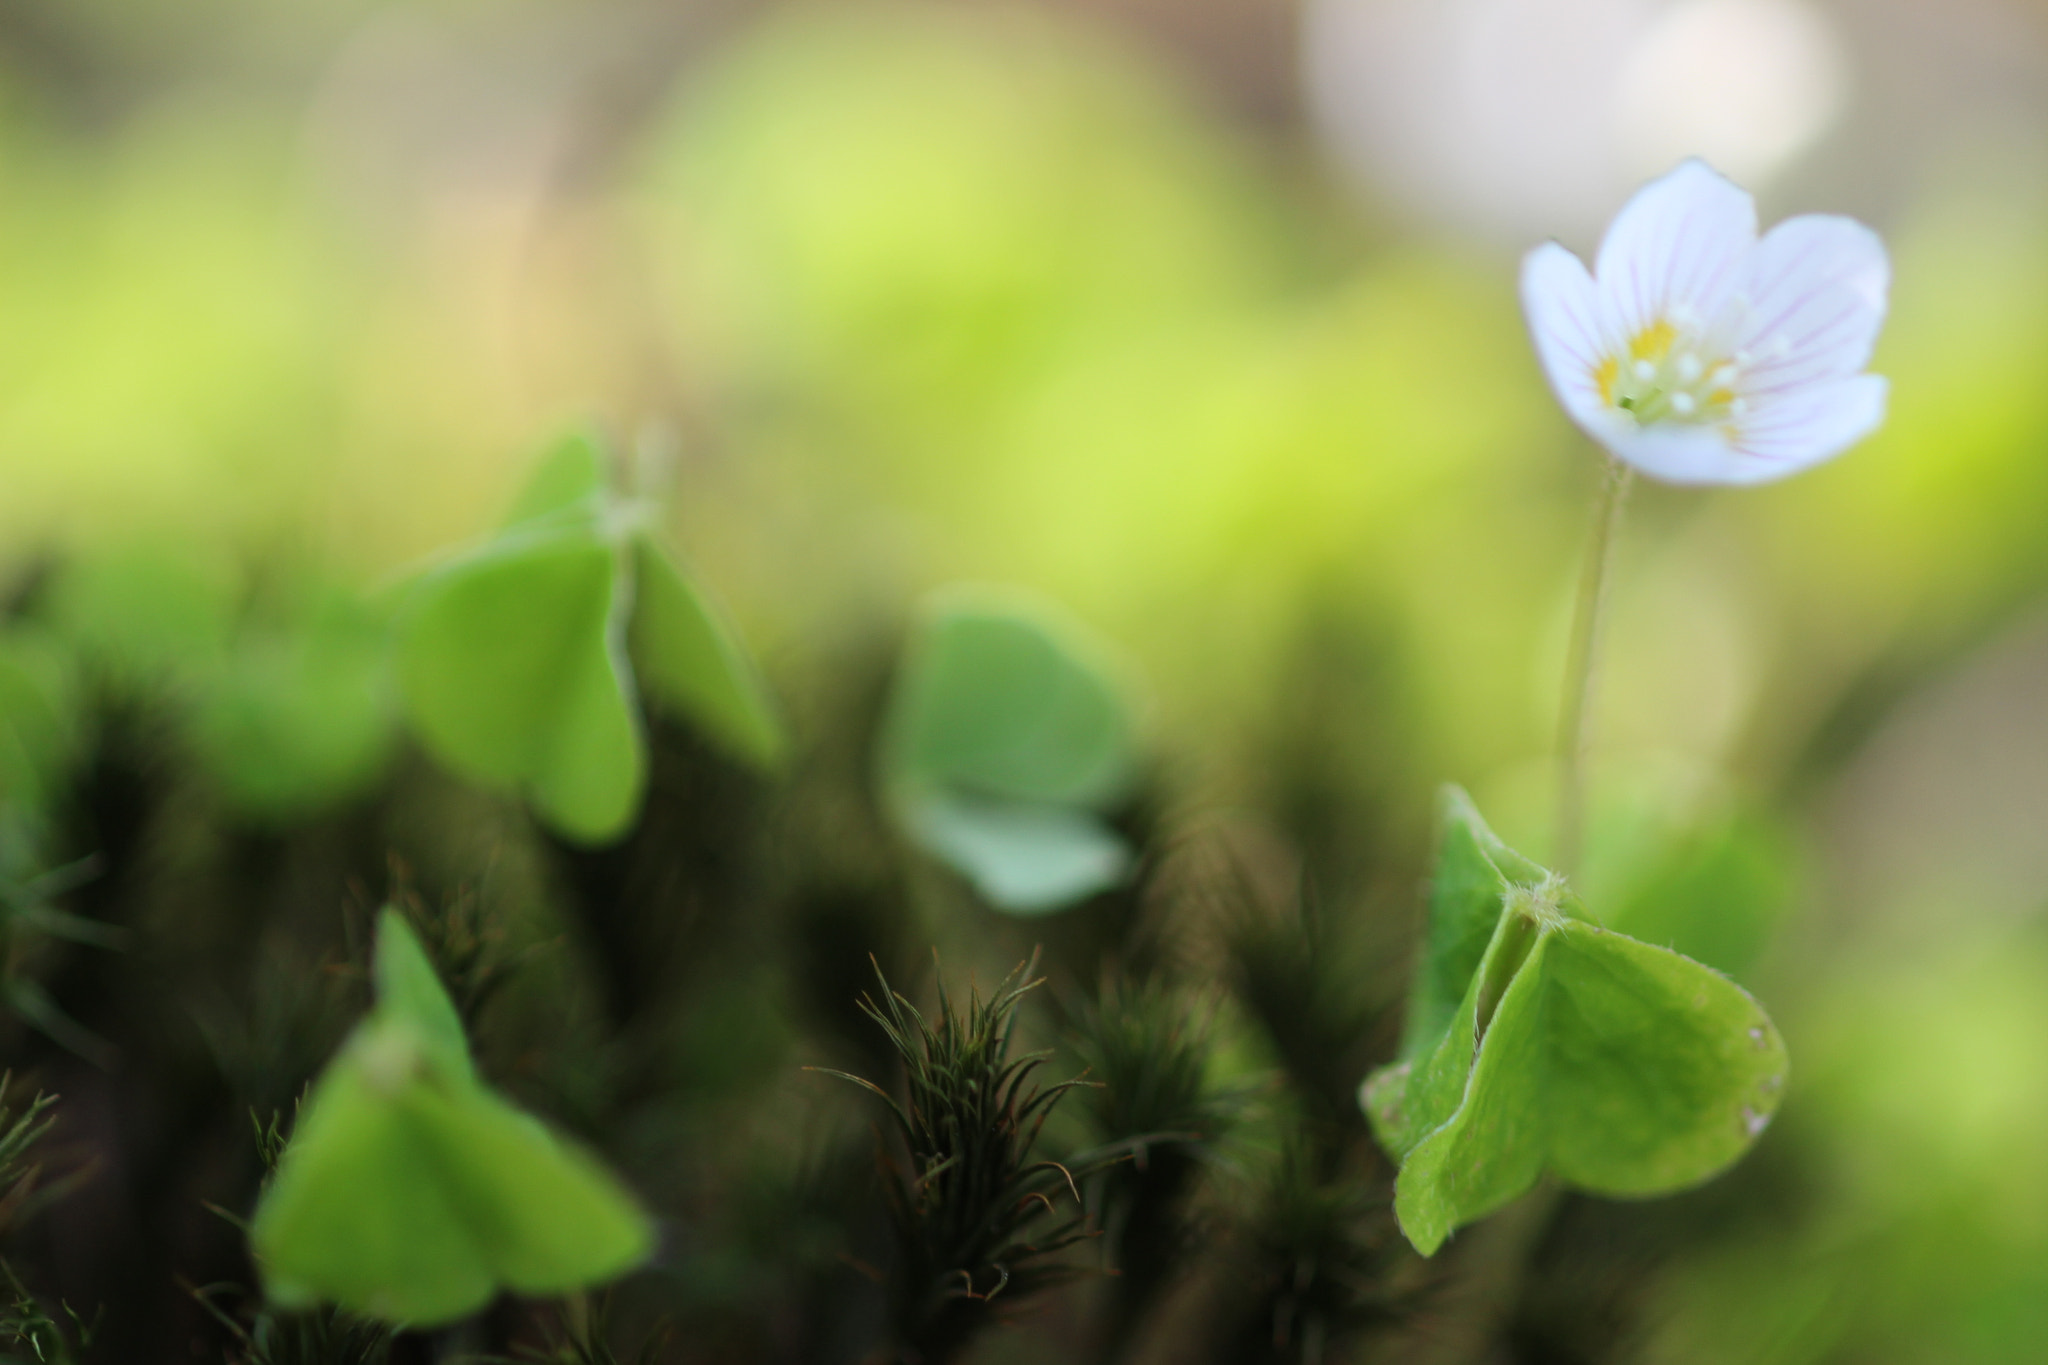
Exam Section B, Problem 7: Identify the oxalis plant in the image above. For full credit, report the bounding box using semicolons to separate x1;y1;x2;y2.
1364;160;1890;1255
249;910;654;1325
878;586;1140;916
171;157;1889;1348
1361;788;1787;1256
394;430;786;843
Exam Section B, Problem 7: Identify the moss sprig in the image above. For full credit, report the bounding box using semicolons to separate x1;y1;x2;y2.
1069;978;1245;1355
817;956;1101;1364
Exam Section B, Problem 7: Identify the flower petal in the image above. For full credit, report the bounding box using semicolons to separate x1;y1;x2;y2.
1595;160;1756;343
1736;214;1889;398
1521;242;1610;429
1724;373;1888;483
1592;418;1745;486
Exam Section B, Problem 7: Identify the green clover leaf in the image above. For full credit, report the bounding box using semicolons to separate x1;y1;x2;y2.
1361;788;1788;1256
191;587;398;822
629;536;786;772
881;587;1138;914
250;911;655;1326
394;432;785;844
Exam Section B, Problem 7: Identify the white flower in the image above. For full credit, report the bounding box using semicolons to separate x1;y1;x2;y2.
1522;159;1889;485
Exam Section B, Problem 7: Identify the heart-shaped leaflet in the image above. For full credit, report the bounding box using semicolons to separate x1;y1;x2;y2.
395;433;785;844
1361;788;1788;1255
250;910;655;1325
880;587;1138;914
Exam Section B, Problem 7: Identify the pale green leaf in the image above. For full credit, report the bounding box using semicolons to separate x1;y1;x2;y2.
252;1046;655;1327
394;519;644;844
881;588;1138;913
901;788;1128;913
49;544;235;683
525;592;644;843
1402;787;1534;1061
1379;928;1550;1253
251;916;655;1326
629;539;786;770
371;910;472;1086
1363;787;1788;1256
190;590;396;821
1541;922;1786;1196
886;589;1133;806
252;1052;497;1325
408;1083;655;1297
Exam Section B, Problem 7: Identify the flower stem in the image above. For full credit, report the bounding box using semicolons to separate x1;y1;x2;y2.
1555;455;1633;876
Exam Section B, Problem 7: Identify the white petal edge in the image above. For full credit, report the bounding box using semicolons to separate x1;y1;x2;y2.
1592;418;1747;486
1722;373;1888;484
1521;242;1610;428
1737;214;1889;397
1595;160;1757;346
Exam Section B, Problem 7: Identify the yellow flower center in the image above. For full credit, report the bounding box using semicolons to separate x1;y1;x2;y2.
1594;319;1746;427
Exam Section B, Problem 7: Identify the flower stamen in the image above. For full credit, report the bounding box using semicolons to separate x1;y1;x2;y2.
1594;320;1744;429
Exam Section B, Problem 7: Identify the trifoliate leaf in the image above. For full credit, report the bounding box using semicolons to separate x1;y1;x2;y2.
881;588;1137;913
629;539;786;770
1361;788;1787;1256
394;518;644;845
251;912;655;1326
394;433;785;841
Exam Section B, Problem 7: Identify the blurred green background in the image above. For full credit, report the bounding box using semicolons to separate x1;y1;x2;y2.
5;0;2048;1360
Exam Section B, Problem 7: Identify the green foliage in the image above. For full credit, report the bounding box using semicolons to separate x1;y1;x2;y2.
1070;978;1246;1348
640;0;1285;473
816;959;1099;1364
199;1289;396;1365
495;1295;667;1365
0;1081;88;1365
23;549;399;825
628;541;785;773
0;630;79;828
192;1112;401;1365
190;587;396;822
881;588;1137;912
395;433;784;844
4;1;2043;1356
0;1080;58;1235
1598;809;1797;985
1361;789;1788;1256
395;475;642;843
0;841;122;1067
44;544;236;687
0;1264;95;1365
1072;979;1238;1158
250;911;655;1327
1228;1145;1406;1365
